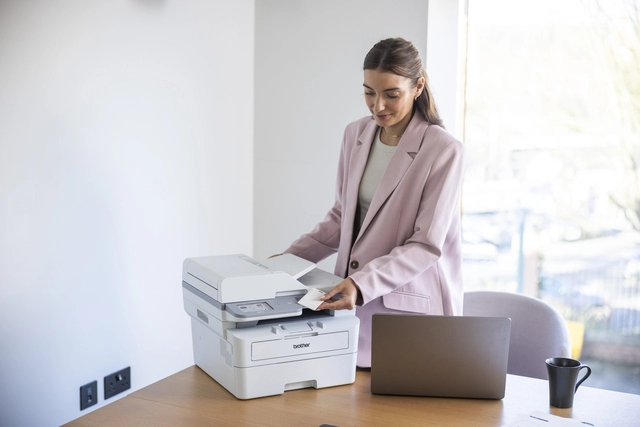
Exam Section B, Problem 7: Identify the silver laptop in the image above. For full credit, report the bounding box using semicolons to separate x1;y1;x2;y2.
371;314;511;399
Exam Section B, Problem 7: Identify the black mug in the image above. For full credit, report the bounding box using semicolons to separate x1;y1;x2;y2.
545;357;592;408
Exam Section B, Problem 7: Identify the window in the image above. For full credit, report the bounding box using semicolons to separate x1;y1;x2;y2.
462;0;640;393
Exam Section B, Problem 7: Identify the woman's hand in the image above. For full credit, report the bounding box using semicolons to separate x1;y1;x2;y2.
317;277;360;311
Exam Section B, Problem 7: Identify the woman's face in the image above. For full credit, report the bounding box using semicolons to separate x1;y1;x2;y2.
363;69;423;130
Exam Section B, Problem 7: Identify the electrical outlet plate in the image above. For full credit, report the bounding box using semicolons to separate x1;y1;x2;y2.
80;380;98;410
104;367;131;400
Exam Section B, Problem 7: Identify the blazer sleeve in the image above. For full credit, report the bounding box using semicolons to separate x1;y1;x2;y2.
350;135;465;304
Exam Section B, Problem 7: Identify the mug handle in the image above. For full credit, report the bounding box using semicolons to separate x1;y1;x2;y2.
575;364;592;392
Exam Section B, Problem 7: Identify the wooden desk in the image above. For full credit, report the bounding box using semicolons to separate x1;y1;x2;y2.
65;366;640;427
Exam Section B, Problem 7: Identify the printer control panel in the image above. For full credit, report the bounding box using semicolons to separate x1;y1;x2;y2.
235;302;271;313
226;296;302;319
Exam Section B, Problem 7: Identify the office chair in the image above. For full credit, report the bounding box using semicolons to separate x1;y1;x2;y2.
463;291;571;379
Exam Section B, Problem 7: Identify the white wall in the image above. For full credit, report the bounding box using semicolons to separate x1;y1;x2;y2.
254;0;462;269
426;0;465;136
0;1;463;425
0;1;254;426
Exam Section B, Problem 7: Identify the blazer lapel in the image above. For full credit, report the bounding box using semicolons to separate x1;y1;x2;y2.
344;119;378;242
357;114;429;239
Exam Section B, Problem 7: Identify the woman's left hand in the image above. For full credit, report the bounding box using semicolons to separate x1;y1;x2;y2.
316;277;360;311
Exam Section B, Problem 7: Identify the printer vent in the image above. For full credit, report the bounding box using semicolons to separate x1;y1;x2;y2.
219;338;233;367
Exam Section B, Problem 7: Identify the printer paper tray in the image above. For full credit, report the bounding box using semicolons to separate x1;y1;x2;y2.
251;331;349;361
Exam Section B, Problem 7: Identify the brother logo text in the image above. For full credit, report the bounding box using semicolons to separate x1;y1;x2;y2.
293;343;310;349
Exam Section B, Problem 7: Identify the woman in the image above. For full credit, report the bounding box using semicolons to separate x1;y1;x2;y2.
282;38;465;367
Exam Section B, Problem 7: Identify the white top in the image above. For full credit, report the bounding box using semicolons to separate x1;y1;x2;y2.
357;128;397;228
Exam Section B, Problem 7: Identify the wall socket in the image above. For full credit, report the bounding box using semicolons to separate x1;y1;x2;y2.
104;367;131;400
80;380;98;410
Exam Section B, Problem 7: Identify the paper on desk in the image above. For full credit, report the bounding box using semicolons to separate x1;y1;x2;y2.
502;411;595;427
297;288;325;310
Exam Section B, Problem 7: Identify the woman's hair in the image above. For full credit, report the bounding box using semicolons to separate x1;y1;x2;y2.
363;37;443;128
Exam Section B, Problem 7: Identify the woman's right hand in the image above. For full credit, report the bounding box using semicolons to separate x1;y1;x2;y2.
316;277;361;311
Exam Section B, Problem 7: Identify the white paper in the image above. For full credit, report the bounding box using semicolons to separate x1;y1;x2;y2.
502;411;595;427
260;254;316;279
297;288;325;310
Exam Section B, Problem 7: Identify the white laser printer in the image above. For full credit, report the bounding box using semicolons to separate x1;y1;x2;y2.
182;254;360;399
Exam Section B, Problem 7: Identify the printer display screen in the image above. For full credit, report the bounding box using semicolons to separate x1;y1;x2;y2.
236;302;273;313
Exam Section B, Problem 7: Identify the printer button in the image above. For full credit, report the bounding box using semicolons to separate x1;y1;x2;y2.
349;260;359;269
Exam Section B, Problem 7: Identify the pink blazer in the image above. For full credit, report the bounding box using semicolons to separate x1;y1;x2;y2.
285;113;465;317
